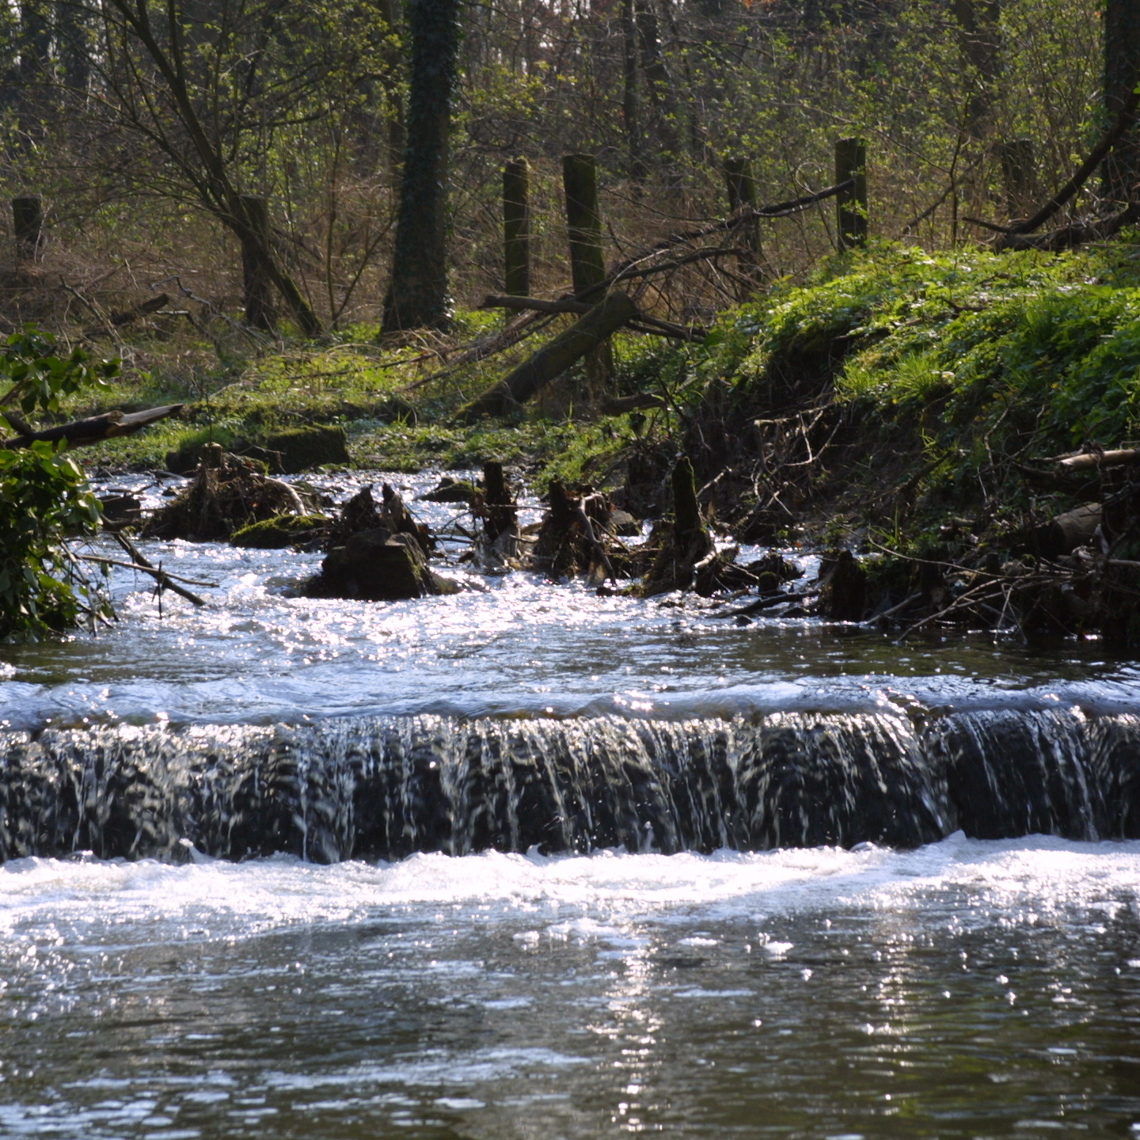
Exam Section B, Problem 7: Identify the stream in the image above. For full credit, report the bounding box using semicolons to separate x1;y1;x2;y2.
2;471;1139;1138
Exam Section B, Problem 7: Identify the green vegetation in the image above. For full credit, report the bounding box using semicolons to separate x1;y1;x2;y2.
0;332;119;641
661;241;1140;542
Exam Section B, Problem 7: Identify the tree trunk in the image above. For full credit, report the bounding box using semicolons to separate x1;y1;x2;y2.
376;0;407;186
620;0;645;182
1104;0;1140;202
16;1;51;147
634;0;683;169
835;139;867;250
723;157;762;292
953;0;1001;141
240;195;276;330
11;195;43;262
381;0;462;333
996;137;1037;221
56;0;91;96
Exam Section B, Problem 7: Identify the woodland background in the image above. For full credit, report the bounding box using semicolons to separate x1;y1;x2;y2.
0;0;1127;336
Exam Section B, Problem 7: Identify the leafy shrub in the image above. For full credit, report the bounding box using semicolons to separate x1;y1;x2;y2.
0;443;110;640
0;329;119;641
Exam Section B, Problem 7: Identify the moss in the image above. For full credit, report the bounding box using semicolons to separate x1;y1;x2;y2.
262;425;351;473
230;513;329;548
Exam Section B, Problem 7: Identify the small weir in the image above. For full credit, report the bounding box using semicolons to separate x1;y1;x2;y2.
3;707;1138;862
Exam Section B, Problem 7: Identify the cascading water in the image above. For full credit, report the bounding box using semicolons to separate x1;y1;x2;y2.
5;501;1140;1138
4;707;1136;863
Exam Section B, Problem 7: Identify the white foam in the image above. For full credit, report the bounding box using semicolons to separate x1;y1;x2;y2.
2;833;1139;953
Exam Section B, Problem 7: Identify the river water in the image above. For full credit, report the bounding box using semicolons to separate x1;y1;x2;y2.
2;472;1140;1137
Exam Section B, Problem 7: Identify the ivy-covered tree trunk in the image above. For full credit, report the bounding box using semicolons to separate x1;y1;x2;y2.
381;0;462;334
1103;0;1140;203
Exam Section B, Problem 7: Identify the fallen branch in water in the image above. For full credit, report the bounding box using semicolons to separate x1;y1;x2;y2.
110;532;209;607
711;590;813;618
79;555;218;589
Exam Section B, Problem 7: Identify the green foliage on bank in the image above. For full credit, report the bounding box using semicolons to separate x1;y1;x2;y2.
0;332;118;641
695;241;1140;518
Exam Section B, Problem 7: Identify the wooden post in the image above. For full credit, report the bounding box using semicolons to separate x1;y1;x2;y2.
562;154;606;299
11;195;43;262
562;153;611;391
239;195;276;330
834;139;868;250
997;138;1036;221
503;158;530;297
723;156;763;291
482;460;517;541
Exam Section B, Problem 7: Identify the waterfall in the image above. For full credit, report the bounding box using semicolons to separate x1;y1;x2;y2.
2;708;1136;863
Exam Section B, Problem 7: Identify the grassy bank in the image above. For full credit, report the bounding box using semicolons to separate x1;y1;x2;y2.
61;238;1140;556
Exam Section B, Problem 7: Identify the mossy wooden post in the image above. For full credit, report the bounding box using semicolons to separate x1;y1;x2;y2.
11;195;43;262
723;156;762;293
562;153;611;391
239;195;276;330
997;138;1036;221
503;158;530;297
835;139;867;250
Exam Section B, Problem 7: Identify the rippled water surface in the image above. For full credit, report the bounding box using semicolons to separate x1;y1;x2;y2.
1;471;1139;731
2;836;1140;1138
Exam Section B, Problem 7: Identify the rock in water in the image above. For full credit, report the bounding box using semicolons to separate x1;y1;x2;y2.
307;531;458;600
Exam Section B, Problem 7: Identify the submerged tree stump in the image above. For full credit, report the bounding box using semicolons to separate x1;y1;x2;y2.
639;457;716;595
142;445;304;541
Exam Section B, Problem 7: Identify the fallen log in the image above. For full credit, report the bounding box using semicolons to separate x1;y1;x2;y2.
482;294;591;316
1;404;184;450
962;86;1140;249
1033;502;1101;558
481;293;707;342
991;202;1140;252
456;291;639;420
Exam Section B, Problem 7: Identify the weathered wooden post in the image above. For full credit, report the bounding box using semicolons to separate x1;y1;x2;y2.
503;158;530;297
562;153;611;391
834;139;868;250
723;156;763;293
239;194;275;330
11;195;43;262
997;138;1036;222
562;154;606;298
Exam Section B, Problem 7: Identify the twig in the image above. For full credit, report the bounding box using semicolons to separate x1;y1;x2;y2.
79;555;218;587
111;532;207;607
